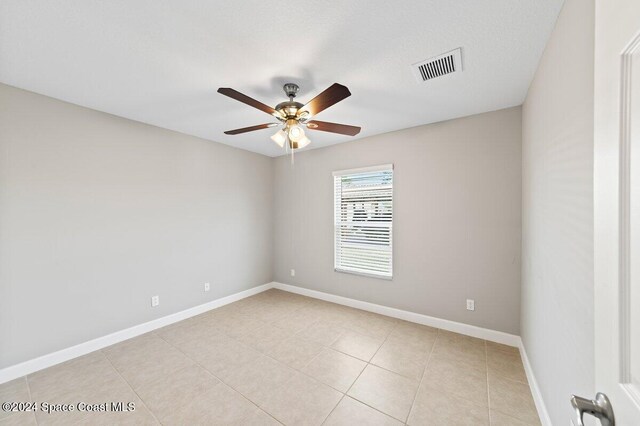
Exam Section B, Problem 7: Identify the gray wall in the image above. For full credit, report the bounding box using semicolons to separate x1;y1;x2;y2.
0;83;273;368
273;107;522;335
521;0;595;423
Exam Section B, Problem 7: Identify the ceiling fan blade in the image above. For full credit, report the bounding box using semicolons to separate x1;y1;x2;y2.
217;88;280;117
306;120;361;136
224;123;279;135
298;83;351;117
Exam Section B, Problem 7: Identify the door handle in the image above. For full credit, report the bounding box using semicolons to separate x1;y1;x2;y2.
570;392;615;426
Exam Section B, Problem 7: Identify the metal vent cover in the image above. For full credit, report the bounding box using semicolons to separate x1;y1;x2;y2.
412;48;462;83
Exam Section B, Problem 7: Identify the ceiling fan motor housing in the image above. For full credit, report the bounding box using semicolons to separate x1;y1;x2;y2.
275;100;304;120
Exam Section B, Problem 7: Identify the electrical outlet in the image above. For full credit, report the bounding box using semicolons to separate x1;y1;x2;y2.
204;282;210;292
290;269;295;277
466;299;475;311
151;295;160;307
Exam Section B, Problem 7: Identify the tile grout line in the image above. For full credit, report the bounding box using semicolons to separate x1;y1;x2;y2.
158;331;287;424
237;296;345;400
247;306;359;424
24;375;38;426
337;319;414;424
325;314;446;424
247;305;518;422
8;291;534;425
373;321;416;425
290;321;327;371
253;307;386;424
486;345;541;424
322;317;400;425
100;349;164;426
296;322;411;395
153;330;285;425
319;394;346;426
226;299;403;418
404;327;439;425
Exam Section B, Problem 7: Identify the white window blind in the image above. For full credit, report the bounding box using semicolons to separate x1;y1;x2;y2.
334;164;393;279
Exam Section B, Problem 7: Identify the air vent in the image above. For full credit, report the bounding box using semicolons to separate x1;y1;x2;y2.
412;48;462;83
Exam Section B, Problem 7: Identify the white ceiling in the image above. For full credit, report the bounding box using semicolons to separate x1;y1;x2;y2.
0;0;564;157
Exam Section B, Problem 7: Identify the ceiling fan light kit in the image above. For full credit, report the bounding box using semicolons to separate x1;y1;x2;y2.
293;135;311;149
217;82;361;154
286;119;305;142
270;129;287;148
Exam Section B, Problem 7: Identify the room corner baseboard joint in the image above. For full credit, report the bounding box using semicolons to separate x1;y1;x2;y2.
0;278;551;426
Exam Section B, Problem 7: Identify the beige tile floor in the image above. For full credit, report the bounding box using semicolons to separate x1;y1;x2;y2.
0;289;541;425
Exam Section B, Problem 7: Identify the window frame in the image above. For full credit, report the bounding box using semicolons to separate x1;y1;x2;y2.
333;164;394;280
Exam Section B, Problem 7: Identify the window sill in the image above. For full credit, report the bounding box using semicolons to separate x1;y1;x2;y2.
334;268;393;281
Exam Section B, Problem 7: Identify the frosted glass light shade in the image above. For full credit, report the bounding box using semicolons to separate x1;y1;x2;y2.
296;136;310;149
288;124;305;142
270;129;287;147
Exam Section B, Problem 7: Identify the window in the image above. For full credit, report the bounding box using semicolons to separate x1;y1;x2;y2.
334;164;393;279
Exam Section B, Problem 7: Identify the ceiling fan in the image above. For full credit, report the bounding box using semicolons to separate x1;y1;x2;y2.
217;83;361;150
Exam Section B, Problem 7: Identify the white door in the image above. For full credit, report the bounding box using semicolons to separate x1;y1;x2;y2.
593;0;640;424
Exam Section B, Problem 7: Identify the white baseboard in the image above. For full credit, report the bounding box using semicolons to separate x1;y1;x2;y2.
272;282;520;347
275;282;549;423
2;279;548;426
0;282;274;384
519;340;552;426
